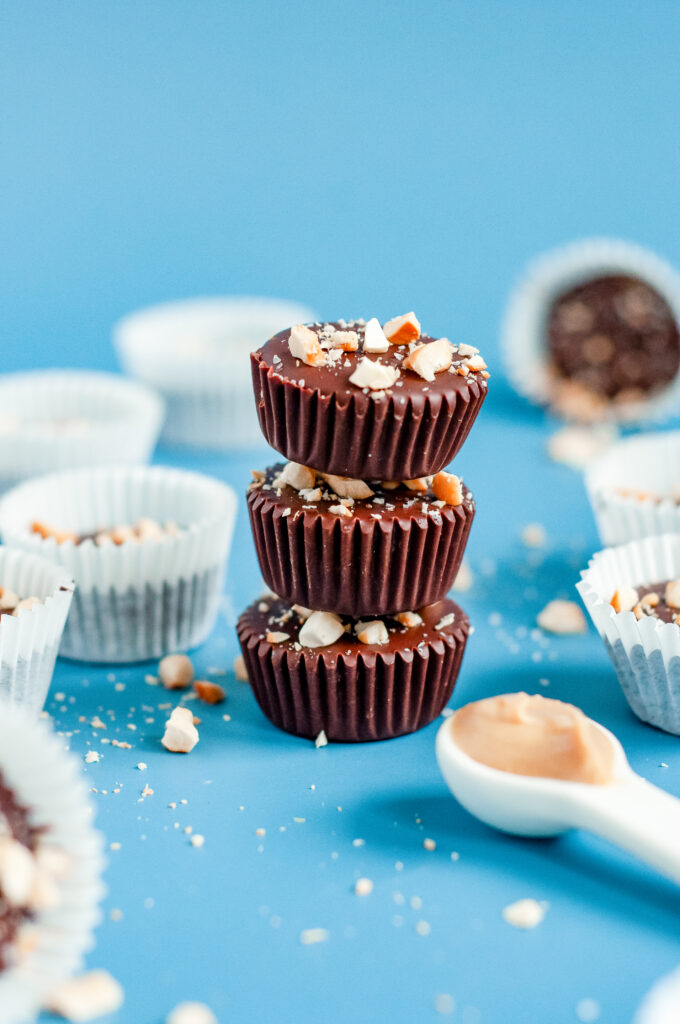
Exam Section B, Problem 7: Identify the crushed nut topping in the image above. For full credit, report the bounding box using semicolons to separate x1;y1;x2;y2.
610;586;638;613
432;471;463;506
349;357;400;391
288;323;326;366
363;317;390;353
403;337;453;381
383;312;421;345
298;611;345;648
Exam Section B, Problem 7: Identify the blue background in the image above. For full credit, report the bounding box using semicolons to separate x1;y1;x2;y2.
1;2;680;1022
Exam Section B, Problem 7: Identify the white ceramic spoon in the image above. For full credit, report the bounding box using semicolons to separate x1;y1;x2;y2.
435;715;680;884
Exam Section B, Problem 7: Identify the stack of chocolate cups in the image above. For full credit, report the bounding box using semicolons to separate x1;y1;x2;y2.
237;314;489;742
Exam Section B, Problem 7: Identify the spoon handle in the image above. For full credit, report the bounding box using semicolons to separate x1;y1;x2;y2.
576;775;680;885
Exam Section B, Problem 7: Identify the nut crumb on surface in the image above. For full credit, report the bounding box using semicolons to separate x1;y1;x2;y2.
159;654;194;691
194;680;226;705
537;600;587;635
300;927;330;945
502;898;548;930
162;707;199;754
45;970;124;1022
166;1002;218;1024
354;877;374;896
521;523;547;548
315;730;328;748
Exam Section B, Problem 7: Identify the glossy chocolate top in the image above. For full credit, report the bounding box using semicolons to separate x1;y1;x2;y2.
241;596;467;655
548;275;680;400
252;320;488;406
249;464;474;524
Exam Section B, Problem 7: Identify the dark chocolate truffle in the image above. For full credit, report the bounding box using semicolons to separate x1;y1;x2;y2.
251;320;488;479
247;465;474;617
237;596;469;742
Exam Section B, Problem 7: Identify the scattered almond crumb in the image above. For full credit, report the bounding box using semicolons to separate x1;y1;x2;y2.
383;311;421;345
299;611;345;648
502;898;548;930
610;586;638;613
136;762;147;771
194;680;226;705
546;424;617;469
300;927;330;945
434;993;456;1016
159;654;194;691
432;471;463;506
423;838;436;851
537;600;587;635
451;562;473;592
315;730;328;748
354;877;374;896
166;1002;218;1024
266;631;289;643
45;970;124;1022
162;707;199;754
521;523;546;548
84;751;101;764
288;323;326;367
190;834;205;848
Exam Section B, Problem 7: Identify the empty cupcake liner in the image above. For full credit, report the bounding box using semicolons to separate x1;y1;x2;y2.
0;370;164;490
251;351;488;479
0;548;74;713
0;701;105;1024
0;466;237;663
585;429;680;546
248;481;475;617
502;238;680;424
114;296;317;450
237;599;470;742
577;533;680;734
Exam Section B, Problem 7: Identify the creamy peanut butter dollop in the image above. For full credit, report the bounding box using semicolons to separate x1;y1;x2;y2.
451;693;615;785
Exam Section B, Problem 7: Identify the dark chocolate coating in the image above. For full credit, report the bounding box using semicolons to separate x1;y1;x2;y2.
237;596;469;742
248;465;475;616
251;321;488;478
548;276;680;400
0;776;37;969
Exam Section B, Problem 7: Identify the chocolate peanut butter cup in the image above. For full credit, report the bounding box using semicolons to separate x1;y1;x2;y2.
247;464;475;617
237;596;469;742
251;320;488;479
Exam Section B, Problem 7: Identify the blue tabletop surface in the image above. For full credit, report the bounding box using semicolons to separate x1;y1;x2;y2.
2;2;680;1021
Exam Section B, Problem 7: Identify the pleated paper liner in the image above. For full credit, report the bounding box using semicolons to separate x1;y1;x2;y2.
502;237;680;425
0;465;237;663
251;351;487;480
248;478;475;617
114;296;317;450
0;548;73;713
0;702;104;1024
0;370;164;491
577;532;680;735
237;597;469;742
585;429;680;546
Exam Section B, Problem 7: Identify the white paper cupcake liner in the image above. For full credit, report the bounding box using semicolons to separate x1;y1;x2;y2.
113;296;317;450
0;370;165;491
585;429;680;546
635;965;680;1024
0;466;237;663
577;533;680;734
502;238;680;425
0;549;74;713
0;701;105;1024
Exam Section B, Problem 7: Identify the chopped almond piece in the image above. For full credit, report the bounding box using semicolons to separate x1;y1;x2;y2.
299;611;345;648
46;970;124;1021
666;579;680;609
328;504;353;517
383;312;421;345
272;462;316;491
329;329;359;351
162;707;199;753
432;471;463;506
403;477;432;493
395;611;423;628
349;357;400;390
465;354;487;372
610;586;638;613
31;520;77;544
356;620;389;645
288;324;326;367
403;337;452;382
322;474;374;500
233;654;248;681
537;600;587;635
266;631;289;643
159;654;194;690
380;480;400;490
363;317;390;353
194;681;226;705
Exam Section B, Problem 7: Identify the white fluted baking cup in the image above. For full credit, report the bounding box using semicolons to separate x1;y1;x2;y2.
585;429;680;546
0;466;237;663
0;549;73;713
113;295;317;449
577;533;680;734
502;238;680;424
635;966;680;1024
0;701;104;1024
0;370;165;490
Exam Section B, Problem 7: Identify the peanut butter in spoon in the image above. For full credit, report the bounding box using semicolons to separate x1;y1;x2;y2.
451;693;615;786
